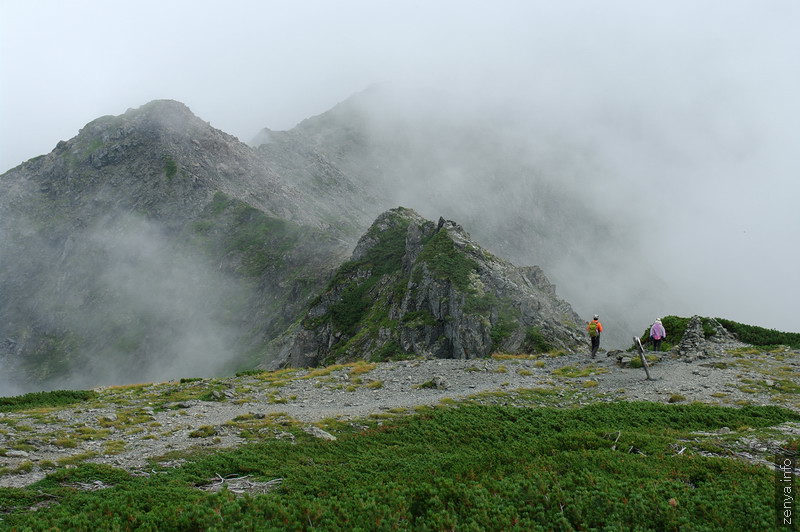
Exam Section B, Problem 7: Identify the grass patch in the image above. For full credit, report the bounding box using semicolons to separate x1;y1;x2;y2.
491;353;537;360
303;365;347;379
188;426;217;438
54;438;78;449
55;451;98;467
702;362;735;369
630;354;660;369
348;362;377;376
552;365;608;379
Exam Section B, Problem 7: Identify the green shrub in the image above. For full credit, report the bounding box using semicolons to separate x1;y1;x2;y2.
716;318;800;349
401;310;438;328
634;315;690;351
358;216;411;277
371;341;409;362
490;315;517;350
464;292;497;315
306;213;411;338
164;156;178;179
328;279;378;335
0;390;96;412
523;326;553;353
417;230;478;291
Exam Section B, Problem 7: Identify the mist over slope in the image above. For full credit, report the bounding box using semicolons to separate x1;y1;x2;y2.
256;86;670;347
0;101;354;394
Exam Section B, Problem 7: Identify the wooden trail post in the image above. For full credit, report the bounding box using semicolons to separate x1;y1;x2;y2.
633;336;656;381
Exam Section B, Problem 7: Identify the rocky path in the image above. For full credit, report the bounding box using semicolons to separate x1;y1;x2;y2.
1;347;798;488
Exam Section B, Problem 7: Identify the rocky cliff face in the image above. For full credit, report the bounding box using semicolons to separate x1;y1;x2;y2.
0;101;355;392
266;208;585;368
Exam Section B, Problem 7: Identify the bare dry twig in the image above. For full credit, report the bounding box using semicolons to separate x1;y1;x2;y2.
199;474;283;496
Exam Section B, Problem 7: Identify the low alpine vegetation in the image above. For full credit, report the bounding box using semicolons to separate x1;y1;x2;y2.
1;402;794;530
716;318;800;349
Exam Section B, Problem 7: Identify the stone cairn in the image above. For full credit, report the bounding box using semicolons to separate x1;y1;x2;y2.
676;315;742;360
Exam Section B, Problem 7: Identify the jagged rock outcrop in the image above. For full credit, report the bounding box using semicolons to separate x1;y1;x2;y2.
264;208;585;368
676;315;744;359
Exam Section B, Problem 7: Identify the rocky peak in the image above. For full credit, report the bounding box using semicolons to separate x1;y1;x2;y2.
127;99;196;121
3;98;347;234
74;100;221;149
351;207;428;262
264;208;586;369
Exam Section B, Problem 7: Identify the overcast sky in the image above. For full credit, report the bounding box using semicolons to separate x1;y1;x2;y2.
2;0;798;332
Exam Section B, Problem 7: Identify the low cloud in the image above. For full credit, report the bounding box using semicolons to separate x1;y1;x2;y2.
0;213;253;394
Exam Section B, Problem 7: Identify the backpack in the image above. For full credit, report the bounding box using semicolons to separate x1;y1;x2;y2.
588;321;599;337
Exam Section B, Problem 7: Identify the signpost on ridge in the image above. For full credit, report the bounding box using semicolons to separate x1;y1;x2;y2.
633;336;656;381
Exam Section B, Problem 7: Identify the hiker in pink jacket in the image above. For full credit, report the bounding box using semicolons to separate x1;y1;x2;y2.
649;319;666;351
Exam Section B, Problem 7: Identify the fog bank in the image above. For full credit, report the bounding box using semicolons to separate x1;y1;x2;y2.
2;1;797;339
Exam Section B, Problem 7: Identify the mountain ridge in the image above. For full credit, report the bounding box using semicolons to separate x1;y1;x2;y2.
0;94;780;393
1;97;590;393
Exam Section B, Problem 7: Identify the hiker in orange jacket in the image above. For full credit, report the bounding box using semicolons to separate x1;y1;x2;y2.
587;315;603;358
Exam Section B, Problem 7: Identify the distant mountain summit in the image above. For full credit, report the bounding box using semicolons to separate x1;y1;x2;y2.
0;100;358;392
265;208;585;368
